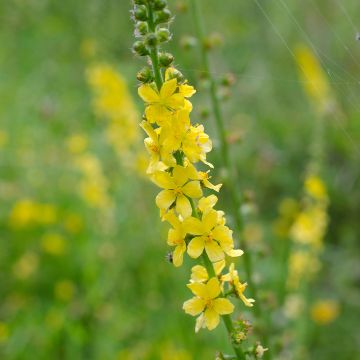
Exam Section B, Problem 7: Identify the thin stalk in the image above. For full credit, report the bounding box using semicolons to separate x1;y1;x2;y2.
189;0;271;355
147;4;163;90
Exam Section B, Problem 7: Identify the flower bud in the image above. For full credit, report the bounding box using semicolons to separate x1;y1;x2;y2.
156;28;171;42
145;33;158;47
159;52;174;67
221;73;236;87
134;5;148;21
155;8;171;24
134;0;147;4
137;66;154;83
166;68;185;83
153;0;167;10
135;21;149;36
132;41;149;56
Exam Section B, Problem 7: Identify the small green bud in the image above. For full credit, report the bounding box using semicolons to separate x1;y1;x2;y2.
166;68;185;84
135;21;148;36
156;28;171;42
159;52;174;67
155;8;171;24
220;73;236;87
145;33;158;47
134;0;147;4
137;67;154;83
134;5;147;21
132;41;149;56
153;0;167;10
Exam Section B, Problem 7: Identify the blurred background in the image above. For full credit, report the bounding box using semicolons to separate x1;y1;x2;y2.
0;0;359;359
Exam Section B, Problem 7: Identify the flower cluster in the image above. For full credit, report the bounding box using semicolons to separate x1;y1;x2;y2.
287;174;329;290
131;0;253;333
86;63;146;173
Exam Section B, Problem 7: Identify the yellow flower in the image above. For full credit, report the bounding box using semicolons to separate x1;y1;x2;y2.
184;209;243;262
140;120;174;172
310;300;339;325
183;277;234;332
138;79;184;125
41;233;67;256
190;260;226;283
198;171;222;192
305;175;328;201
163;211;188;267
152;165;202;218
222;263;255;307
66;134;88;154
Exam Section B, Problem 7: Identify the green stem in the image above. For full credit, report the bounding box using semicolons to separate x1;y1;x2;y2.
189;0;270;356
147;4;163;90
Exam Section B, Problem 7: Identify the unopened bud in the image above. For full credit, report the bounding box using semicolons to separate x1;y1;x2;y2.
155;8;172;24
134;5;148;21
156;28;171;42
166;67;185;83
221;73;236;87
153;0;167;10
135;21;148;36
133;41;149;56
134;0;147;4
159;52;174;67
137;67;154;83
145;33;158;47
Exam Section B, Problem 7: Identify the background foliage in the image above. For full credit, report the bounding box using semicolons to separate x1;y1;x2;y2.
0;0;359;359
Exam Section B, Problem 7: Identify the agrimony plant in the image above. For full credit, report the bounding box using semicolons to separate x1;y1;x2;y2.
130;1;265;359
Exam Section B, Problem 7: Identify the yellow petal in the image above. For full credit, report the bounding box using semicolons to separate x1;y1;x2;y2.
183;217;204;235
204;178;222;192
163;210;180;228
175;194;192;218
155;190;175;210
182;181;202;198
212;225;233;243
173;165;190;187
138;84;159;103
202;210;218;232
214;259;226;275
226;248;244;257
191;265;208;283
160;78;177;98
205;240;224;262
187;282;208;298
179;83;196;97
167;93;184;109
140;120;157;141
195;313;206;333
204;308;220;330
206;277;222;299
240;294;255;307
167;228;183;246
212;298;234;315
187;236;205;259
183;297;206;316
152;171;175;189
145;104;172;125
198;195;218;214
173;243;186;267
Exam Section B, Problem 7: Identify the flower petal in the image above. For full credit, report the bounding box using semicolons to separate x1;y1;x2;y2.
167;93;184;109
182;181;202;199
160;78;177;98
155;190;175;210
202;209;218;232
173;243;186;267
183;217;204;235
138;84;159;103
183;297;206;316
176;194;192;218
151;171;175;189
213;298;235;315
191;265;208;283
204;308;220;330
187;236;205;259
187;282;208;298
173;166;189;187
205;240;224;262
206;277;222;299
